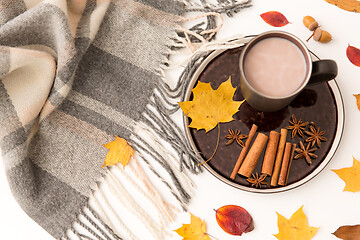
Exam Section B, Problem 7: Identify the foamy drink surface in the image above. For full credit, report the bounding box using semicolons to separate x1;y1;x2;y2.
244;37;307;97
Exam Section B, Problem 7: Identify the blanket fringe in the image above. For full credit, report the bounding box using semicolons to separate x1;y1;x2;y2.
64;204;123;240
104;172;165;240
93;187;135;240
174;0;252;48
131;138;192;206
181;0;252;17
65;155;184;240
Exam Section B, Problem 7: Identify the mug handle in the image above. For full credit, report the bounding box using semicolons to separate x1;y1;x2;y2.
308;60;338;85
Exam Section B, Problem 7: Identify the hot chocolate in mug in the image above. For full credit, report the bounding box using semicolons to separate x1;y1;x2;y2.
239;31;338;112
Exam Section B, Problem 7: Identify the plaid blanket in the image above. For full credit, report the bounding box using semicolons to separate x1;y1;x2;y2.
0;0;251;239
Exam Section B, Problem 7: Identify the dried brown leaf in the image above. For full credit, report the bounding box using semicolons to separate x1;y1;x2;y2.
333;225;360;240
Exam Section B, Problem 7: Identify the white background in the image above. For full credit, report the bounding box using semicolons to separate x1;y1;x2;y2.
1;0;360;239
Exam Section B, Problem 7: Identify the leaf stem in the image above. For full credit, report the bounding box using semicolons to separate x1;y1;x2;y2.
198;124;221;166
306;31;315;42
206;233;221;240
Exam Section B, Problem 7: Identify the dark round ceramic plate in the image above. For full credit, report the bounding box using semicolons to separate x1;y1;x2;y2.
183;37;344;193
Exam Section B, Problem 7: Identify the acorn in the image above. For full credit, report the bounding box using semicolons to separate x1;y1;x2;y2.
303;16;319;31
313;28;332;43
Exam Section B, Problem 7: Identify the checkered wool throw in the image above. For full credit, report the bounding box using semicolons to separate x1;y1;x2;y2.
0;0;251;239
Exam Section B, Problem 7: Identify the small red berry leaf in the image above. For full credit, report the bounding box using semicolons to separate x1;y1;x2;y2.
347;44;360;67
215;205;254;236
260;11;289;27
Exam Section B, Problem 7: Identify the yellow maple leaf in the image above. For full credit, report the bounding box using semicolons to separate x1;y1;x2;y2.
274;206;319;240
102;135;134;168
179;77;244;132
354;94;360;111
174;213;211;240
332;157;360;192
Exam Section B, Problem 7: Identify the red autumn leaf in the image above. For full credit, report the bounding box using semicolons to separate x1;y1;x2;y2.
347;44;360;67
260;11;289;27
215;205;254;236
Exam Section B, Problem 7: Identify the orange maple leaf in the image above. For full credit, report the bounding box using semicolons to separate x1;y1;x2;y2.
178;77;244;133
274;206;319;240
354;94;360;111
324;0;360;13
332;157;360;192
102;135;134;168
174;213;211;240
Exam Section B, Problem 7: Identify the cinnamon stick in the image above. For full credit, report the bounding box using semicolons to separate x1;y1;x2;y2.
280;143;296;186
270;128;288;187
238;133;268;178
261;131;280;176
230;124;258;180
278;142;293;186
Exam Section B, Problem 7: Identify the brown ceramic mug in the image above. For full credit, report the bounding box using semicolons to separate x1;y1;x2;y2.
239;31;337;112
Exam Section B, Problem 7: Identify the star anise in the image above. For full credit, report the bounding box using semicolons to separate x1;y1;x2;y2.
294;141;318;165
246;173;268;188
286;114;309;138
305;125;327;148
225;128;247;147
